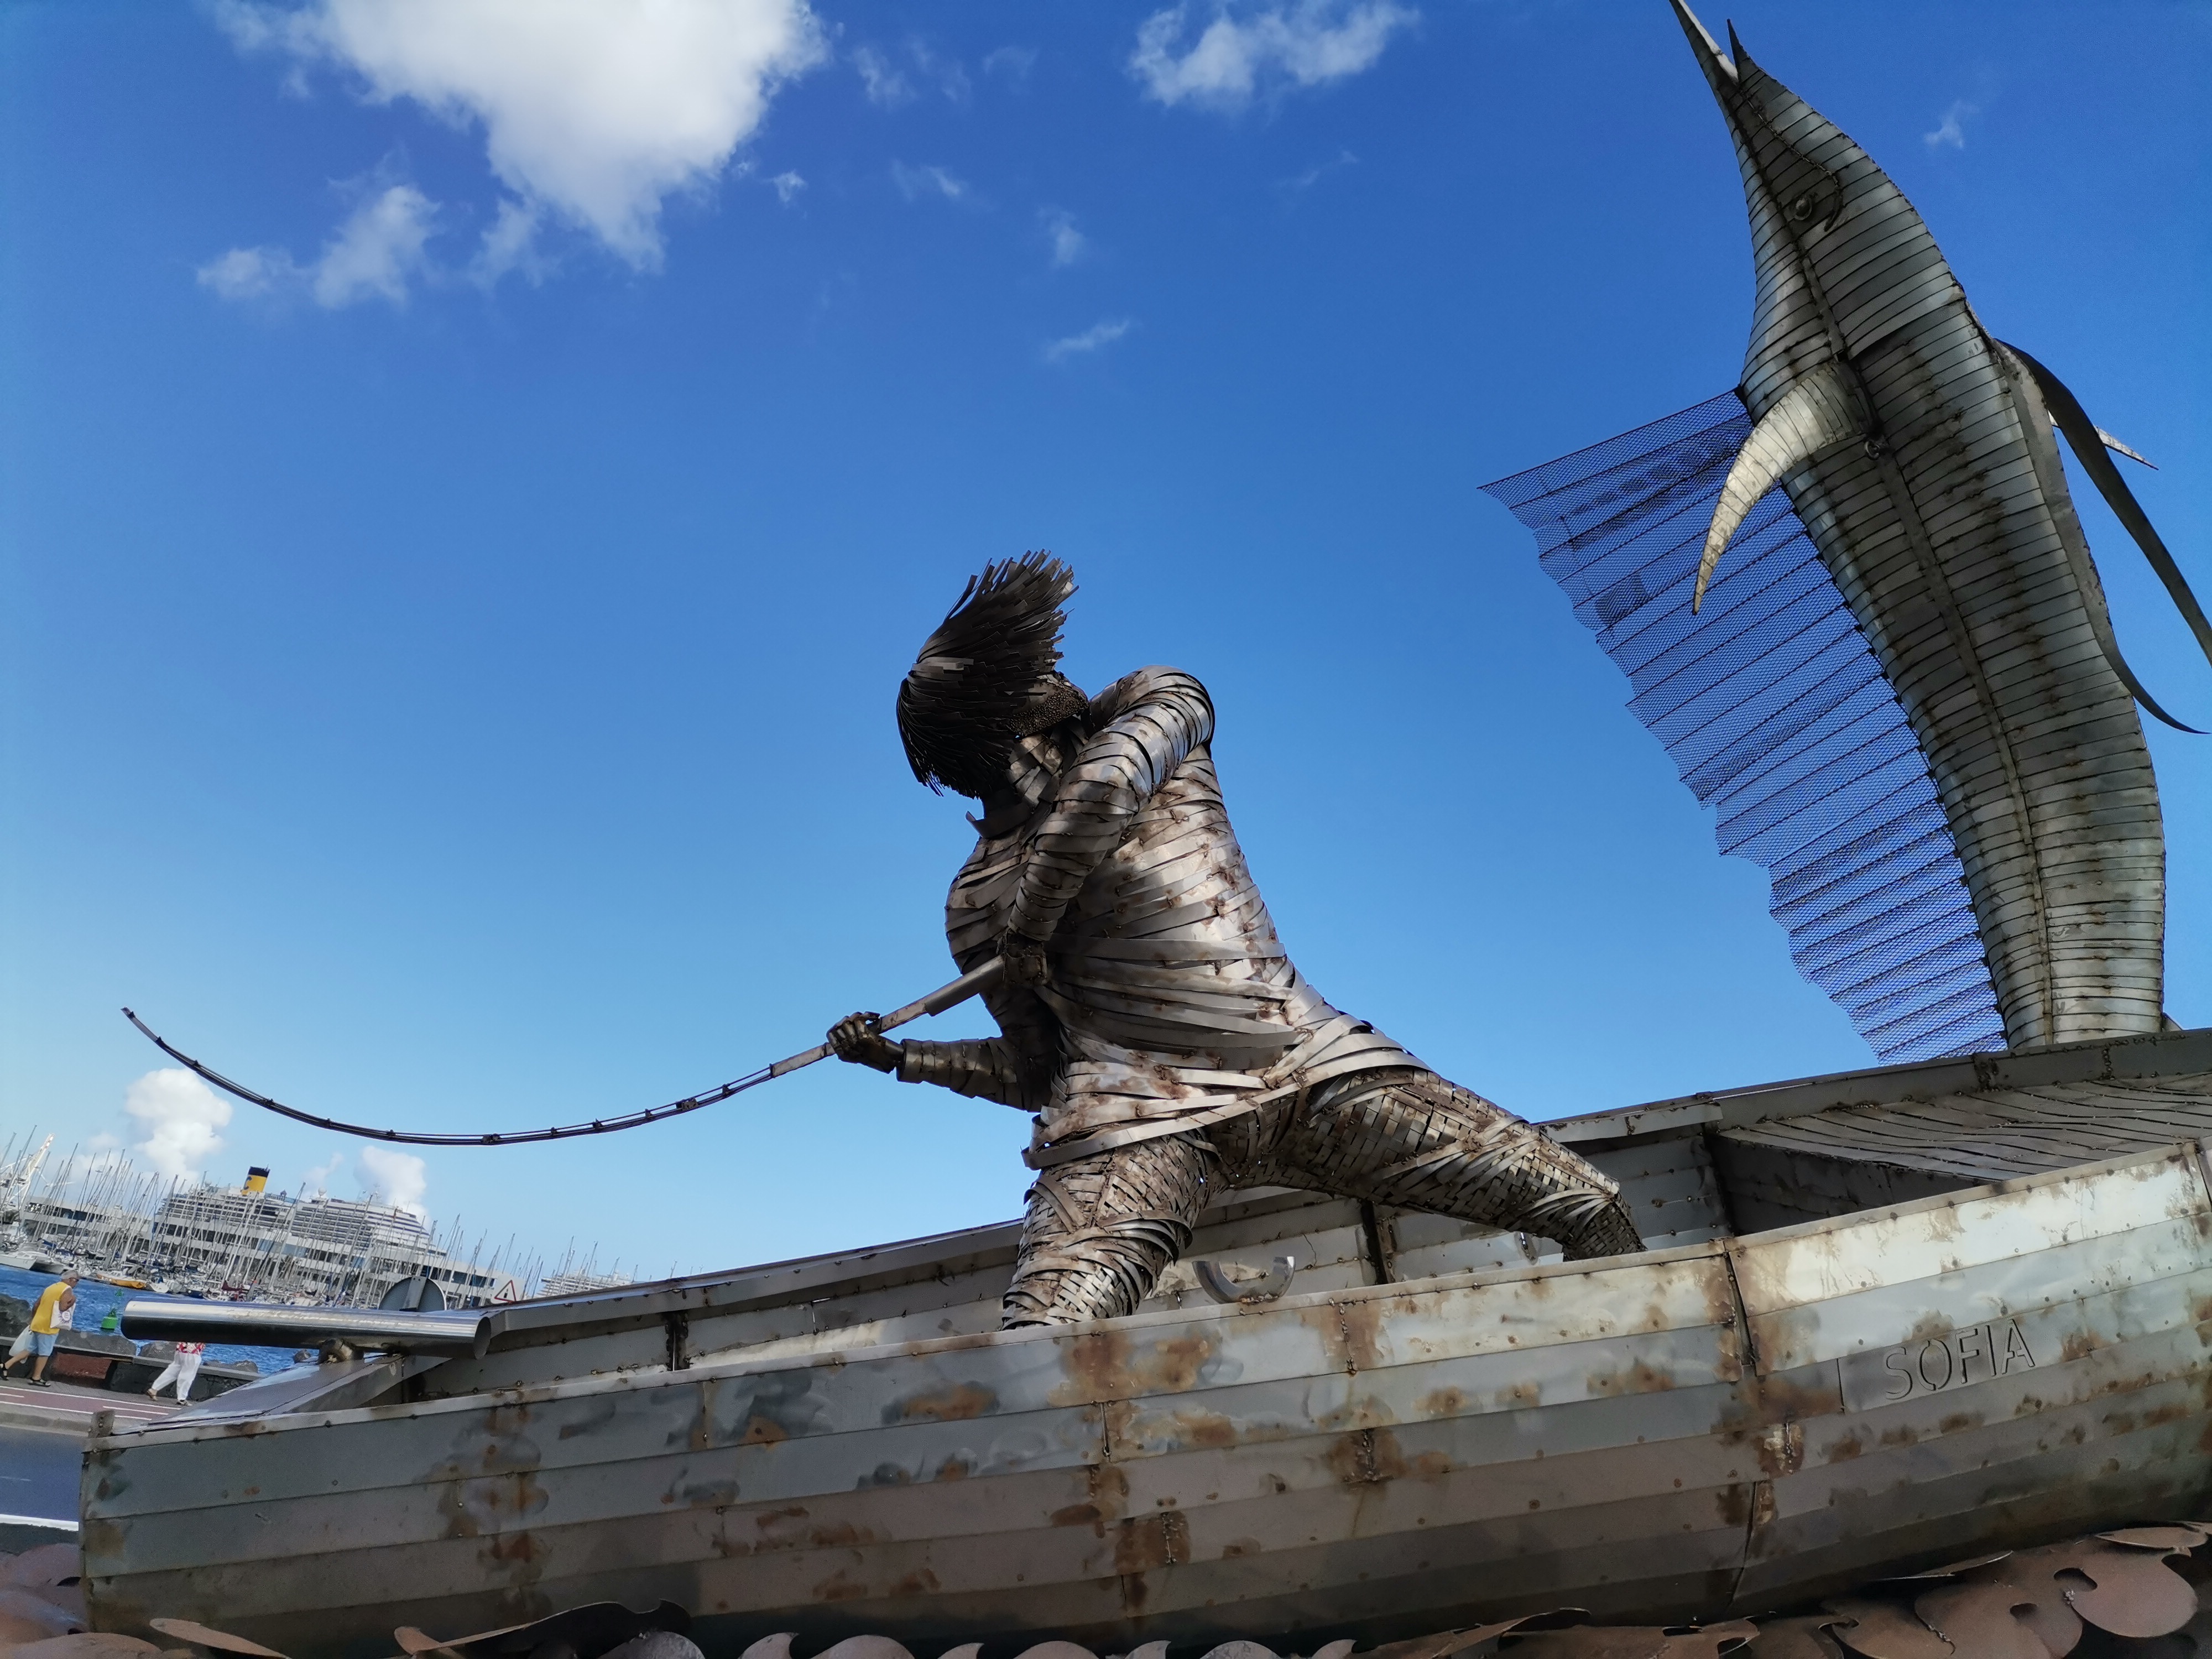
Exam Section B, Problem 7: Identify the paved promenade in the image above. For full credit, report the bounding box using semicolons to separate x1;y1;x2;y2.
0;1376;179;1437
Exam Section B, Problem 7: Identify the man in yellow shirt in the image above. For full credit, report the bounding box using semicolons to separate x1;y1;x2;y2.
4;1272;79;1387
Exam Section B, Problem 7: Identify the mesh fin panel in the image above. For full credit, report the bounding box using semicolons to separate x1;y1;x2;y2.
1482;392;2005;1063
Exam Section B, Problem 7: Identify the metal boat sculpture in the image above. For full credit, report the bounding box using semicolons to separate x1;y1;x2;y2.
79;1028;2212;1655
80;9;2211;1657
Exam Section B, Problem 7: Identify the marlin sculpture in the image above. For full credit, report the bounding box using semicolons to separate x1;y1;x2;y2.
1488;3;2211;1063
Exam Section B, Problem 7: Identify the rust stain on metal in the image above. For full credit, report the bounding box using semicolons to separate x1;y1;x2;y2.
1114;1510;1188;1575
1326;1427;1412;1485
1053;1328;1216;1404
1754;1366;1846;1421
886;1381;999;1423
1051;1462;1128;1537
1418;1387;1469;1417
1752;1422;1805;1478
1336;1298;1385;1373
1165;1407;1238;1448
1587;1359;1679;1396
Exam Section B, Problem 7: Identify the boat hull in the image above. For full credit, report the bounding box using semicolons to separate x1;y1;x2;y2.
82;1144;2212;1658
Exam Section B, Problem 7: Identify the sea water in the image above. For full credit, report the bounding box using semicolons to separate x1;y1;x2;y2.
2;1265;301;1374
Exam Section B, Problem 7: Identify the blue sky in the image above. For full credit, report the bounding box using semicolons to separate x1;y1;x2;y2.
2;1;2206;1280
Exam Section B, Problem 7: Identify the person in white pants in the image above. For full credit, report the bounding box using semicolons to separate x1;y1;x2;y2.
147;1342;204;1402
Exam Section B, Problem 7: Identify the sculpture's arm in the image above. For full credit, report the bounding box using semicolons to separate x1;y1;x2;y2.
1006;667;1215;946
830;987;1056;1111
896;1037;1045;1110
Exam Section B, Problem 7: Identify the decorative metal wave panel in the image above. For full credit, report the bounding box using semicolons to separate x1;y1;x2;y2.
1483;391;2005;1063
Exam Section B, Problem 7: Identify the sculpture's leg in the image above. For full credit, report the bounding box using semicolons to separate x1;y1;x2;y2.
1002;1130;1215;1327
1231;1068;1643;1260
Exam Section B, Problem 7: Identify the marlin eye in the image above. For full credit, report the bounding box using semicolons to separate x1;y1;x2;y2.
1789;193;1815;221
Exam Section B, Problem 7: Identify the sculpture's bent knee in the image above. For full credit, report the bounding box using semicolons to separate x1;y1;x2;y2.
1001;1132;1214;1327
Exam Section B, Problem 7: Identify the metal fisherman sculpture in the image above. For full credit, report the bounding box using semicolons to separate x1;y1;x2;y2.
828;554;1642;1326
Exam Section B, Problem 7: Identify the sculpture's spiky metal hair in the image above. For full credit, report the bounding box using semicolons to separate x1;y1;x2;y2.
899;552;1084;797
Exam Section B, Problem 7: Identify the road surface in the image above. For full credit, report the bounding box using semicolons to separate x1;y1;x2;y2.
0;1425;79;1521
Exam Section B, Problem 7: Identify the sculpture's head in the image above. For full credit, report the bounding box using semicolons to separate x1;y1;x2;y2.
899;552;1088;801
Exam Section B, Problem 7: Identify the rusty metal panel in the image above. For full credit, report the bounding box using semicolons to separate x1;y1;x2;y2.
1385;1213;1535;1283
86;1246;1757;1655
1731;1148;2208;1371
1725;1146;2212;1610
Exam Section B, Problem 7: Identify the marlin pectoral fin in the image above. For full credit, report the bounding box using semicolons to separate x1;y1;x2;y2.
1694;359;1861;612
2093;425;2156;469
2003;340;2212;701
2049;416;2156;469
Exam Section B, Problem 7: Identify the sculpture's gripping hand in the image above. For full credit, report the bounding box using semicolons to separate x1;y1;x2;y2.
999;932;1049;990
827;1012;903;1073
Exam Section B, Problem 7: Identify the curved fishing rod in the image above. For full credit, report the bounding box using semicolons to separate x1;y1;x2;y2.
119;958;1003;1147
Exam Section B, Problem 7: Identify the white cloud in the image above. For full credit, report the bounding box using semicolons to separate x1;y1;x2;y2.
770;170;806;205
892;161;968;203
123;1068;233;1181
357;1144;429;1219
211;0;826;279
1279;147;1357;195
1924;99;1977;150
196;245;293;301
299;1150;346;1198
312;182;437;304
470;197;545;286
983;45;1038;84
199;183;436;308
854;38;969;108
1131;0;1414;111
1042;208;1086;267
1044;317;1134;363
853;43;912;107
908;39;971;103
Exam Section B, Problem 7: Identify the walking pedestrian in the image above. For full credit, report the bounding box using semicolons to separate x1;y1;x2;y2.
147;1341;205;1402
2;1272;79;1387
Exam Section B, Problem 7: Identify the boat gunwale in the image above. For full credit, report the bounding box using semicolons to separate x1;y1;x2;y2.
1551;1025;2212;1145
100;1231;1741;1448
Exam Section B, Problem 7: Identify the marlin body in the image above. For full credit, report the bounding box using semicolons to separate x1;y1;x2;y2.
1665;1;2207;1050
